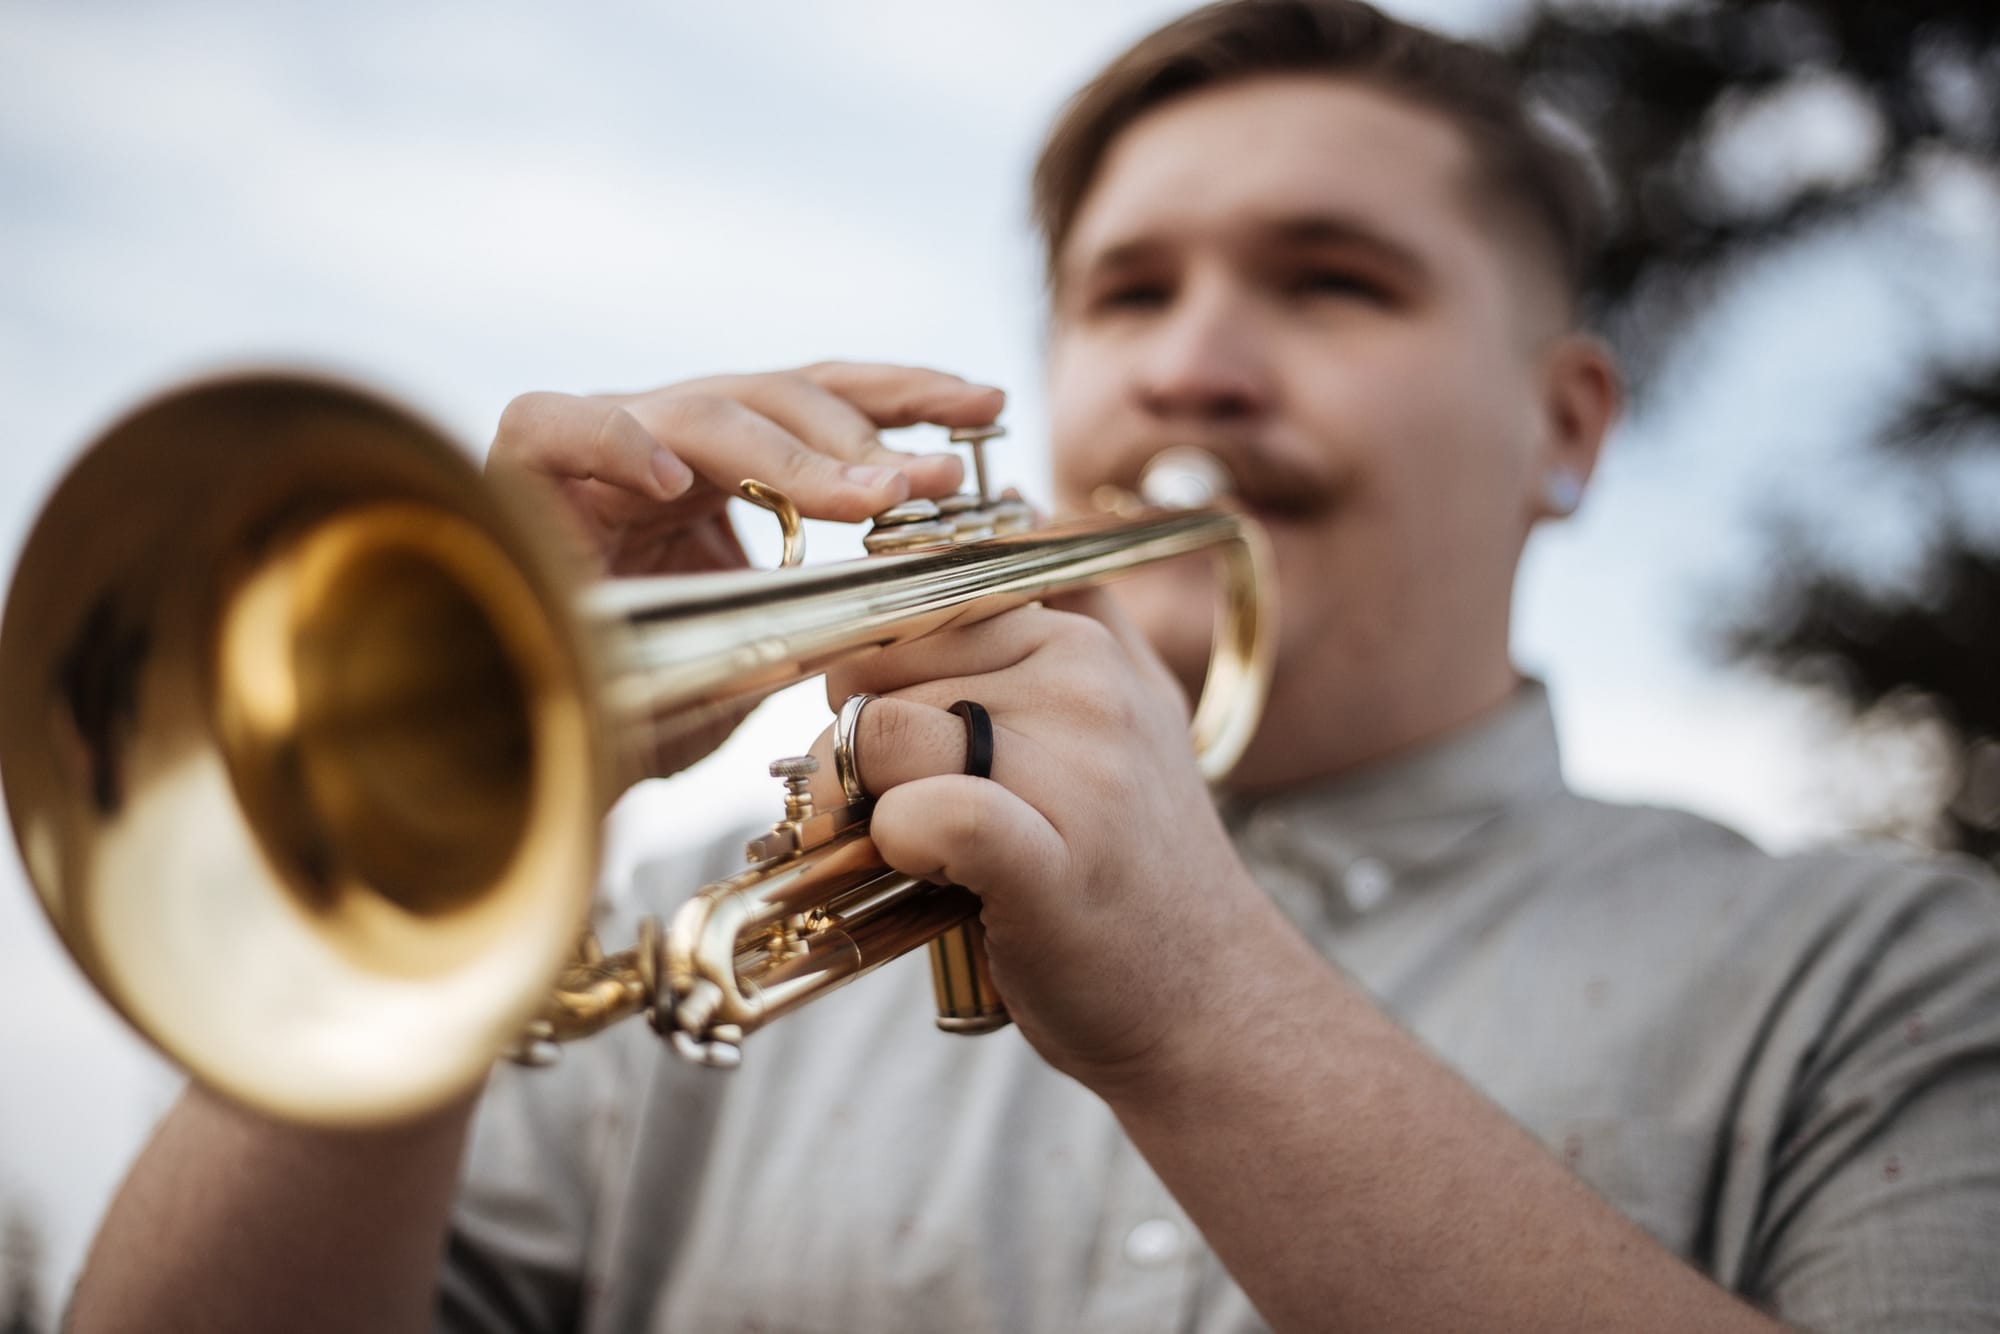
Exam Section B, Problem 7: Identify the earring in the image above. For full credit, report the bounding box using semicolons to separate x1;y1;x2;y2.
1542;467;1584;517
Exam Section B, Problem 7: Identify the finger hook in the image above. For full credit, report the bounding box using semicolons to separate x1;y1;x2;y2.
738;479;805;568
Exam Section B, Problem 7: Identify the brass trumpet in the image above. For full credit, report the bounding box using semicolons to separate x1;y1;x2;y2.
0;372;1272;1125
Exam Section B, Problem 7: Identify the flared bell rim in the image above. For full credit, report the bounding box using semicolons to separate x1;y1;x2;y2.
0;369;614;1125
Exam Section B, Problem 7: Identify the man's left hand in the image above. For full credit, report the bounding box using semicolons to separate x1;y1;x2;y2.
812;589;1277;1094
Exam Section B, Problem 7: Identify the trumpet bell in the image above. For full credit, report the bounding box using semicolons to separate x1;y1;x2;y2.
4;370;1275;1125
0;374;609;1124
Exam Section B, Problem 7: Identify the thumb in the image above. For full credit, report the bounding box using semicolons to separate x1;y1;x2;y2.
868;775;1068;910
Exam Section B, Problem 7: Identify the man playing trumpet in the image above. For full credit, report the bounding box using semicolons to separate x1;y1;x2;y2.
68;2;2000;1331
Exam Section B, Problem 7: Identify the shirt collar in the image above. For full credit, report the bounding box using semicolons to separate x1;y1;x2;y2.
1222;681;1567;919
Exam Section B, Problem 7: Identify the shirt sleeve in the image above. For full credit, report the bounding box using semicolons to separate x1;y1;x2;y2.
434;1055;607;1334
431;833;749;1334
1744;864;2000;1333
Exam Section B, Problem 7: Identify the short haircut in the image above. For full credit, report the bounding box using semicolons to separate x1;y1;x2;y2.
1032;0;1603;309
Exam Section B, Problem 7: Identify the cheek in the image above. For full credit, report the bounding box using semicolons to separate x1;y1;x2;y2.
1046;333;1121;497
1259;335;1537;663
1309;330;1538;541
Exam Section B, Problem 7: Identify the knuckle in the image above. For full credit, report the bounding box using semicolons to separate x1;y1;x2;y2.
656;392;758;453
1056;660;1137;734
680;376;749;412
870;702;925;773
955;781;986;845
842;424;884;457
584;404;641;471
797;447;851;482
495;391;540;431
494;390;566;444
1049;609;1119;661
731;370;801;408
1076;685;1134;735
659;390;729;431
798;360;859;390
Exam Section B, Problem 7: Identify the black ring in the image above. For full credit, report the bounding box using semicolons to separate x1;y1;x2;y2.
948;700;994;780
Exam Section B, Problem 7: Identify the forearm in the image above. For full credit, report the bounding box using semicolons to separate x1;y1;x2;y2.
70;1082;477;1334
1102;904;1782;1334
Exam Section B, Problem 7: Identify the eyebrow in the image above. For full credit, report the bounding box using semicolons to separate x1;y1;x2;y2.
1064;211;1430;288
1263;214;1428;278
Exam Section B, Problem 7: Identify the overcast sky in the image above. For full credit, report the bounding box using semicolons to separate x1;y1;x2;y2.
3;0;1996;1305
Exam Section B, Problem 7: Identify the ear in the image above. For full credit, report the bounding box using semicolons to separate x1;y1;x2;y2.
1531;332;1621;521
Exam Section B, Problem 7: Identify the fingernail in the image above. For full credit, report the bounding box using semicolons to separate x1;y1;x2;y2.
650;447;692;497
844;464;903;491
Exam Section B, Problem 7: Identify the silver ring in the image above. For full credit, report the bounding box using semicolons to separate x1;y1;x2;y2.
834;692;876;804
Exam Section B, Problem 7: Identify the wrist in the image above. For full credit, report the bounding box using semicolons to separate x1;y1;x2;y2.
1083;873;1340;1117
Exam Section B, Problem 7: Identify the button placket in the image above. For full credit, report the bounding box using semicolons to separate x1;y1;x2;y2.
1341;855;1394;913
1122;1216;1183;1267
1080;1139;1201;1332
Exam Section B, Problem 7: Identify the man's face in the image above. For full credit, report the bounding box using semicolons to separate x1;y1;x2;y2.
1046;76;1582;781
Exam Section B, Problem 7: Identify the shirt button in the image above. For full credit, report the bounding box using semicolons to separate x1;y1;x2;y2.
1342;857;1393;912
1248;809;1291;846
1123;1217;1183;1267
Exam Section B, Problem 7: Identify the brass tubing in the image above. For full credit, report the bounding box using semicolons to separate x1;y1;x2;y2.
748;883;983;1024
1;371;1274;1121
587;510;1263;777
929;918;1009;1034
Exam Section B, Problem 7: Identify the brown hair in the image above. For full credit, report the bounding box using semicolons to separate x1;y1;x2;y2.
1032;0;1602;305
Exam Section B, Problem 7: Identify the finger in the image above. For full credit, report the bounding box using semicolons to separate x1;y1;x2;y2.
489;392;693;500
728;373;964;497
570;491;747;576
833;695;1035;799
823;605;1051;707
799;362;1007;430
868;775;1068;903
621;390;913;523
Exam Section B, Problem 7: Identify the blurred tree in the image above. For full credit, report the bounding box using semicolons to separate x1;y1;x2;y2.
1503;0;2000;860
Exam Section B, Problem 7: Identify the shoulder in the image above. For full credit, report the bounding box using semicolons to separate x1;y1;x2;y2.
1536;789;1999;943
1544;795;2000;1094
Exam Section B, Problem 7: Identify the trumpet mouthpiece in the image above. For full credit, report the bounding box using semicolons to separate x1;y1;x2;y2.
1139;447;1233;510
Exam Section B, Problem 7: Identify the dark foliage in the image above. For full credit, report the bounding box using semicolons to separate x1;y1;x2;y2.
1502;0;2000;859
1508;0;1999;375
1727;531;2000;858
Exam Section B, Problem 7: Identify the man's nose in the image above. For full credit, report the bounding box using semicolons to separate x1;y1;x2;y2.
1133;282;1270;422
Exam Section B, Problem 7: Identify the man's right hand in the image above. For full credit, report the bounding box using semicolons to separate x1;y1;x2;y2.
486;361;1004;777
486;362;1004;577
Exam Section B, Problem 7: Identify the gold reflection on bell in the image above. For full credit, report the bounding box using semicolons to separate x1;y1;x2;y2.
0;371;1272;1125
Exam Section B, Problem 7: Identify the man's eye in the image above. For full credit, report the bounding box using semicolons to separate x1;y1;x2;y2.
1290;270;1387;302
1094;284;1169;312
